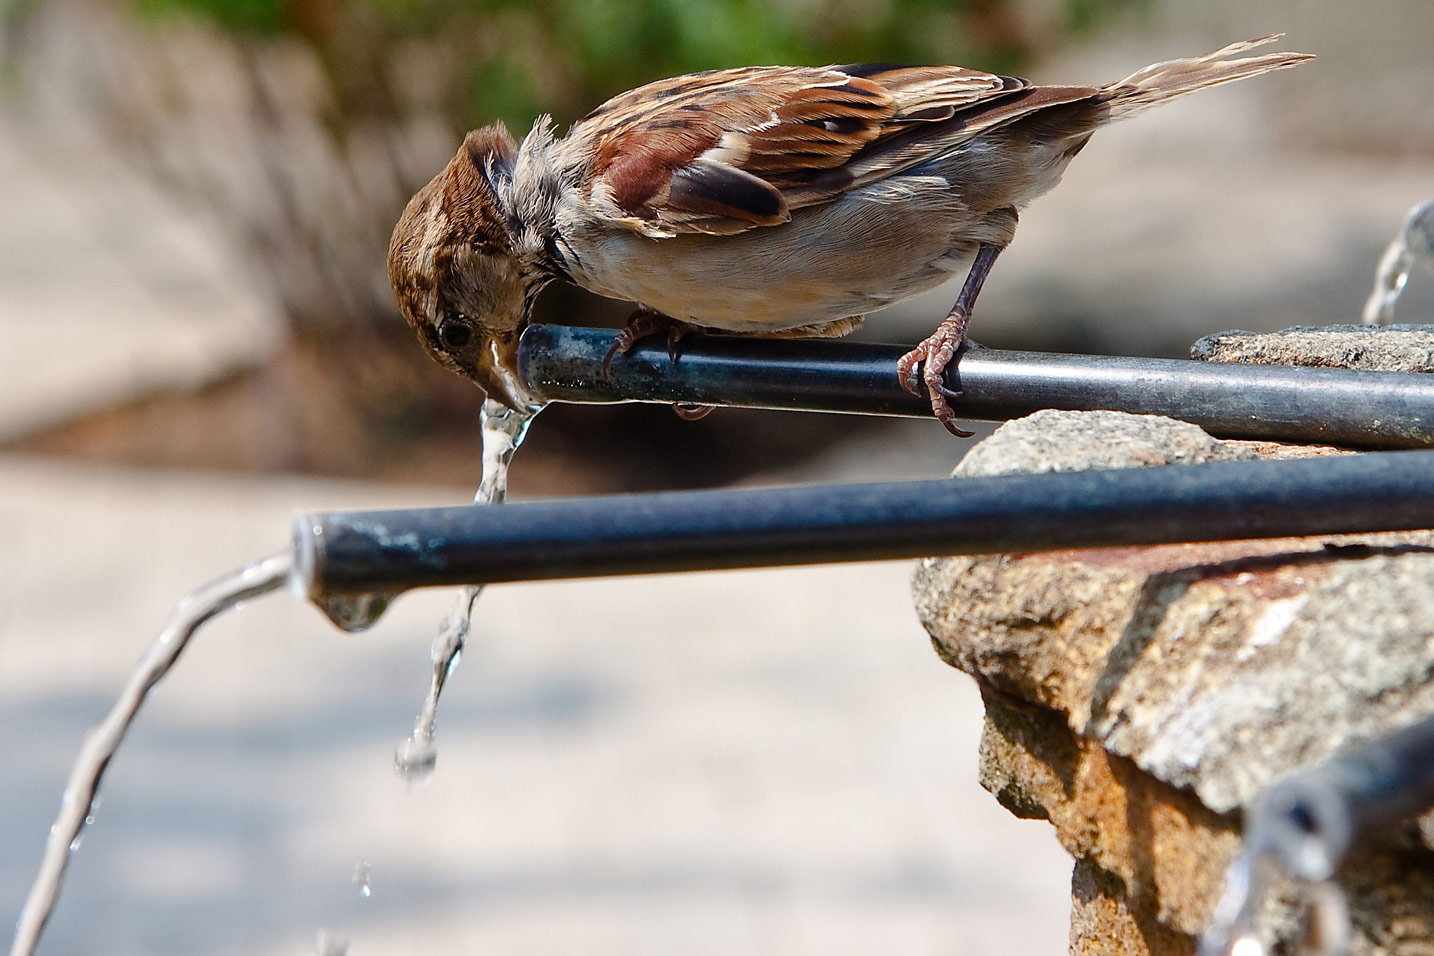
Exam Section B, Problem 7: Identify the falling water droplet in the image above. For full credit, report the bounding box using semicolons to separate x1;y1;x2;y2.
314;928;349;956
315;592;394;633
1229;937;1265;956
68;815;96;851
352;859;372;900
395;730;438;786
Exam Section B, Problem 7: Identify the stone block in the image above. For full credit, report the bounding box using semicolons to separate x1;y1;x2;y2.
913;396;1434;954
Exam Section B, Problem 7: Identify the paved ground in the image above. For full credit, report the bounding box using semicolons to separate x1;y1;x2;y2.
0;456;1071;955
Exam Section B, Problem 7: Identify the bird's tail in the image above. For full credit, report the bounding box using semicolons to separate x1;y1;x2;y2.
1099;34;1314;120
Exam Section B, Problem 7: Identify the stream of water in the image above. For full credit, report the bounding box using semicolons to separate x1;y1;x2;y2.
8;552;296;956
394;400;536;783
10;396;541;956
1362;199;1434;325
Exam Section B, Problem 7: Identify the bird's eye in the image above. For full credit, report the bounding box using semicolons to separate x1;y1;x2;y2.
437;316;474;351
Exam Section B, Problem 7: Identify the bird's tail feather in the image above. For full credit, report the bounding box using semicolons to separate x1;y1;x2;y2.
1100;34;1314;120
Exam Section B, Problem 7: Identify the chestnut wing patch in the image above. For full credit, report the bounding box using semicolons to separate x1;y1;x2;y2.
579;64;1086;237
666;159;789;227
582;66;894;236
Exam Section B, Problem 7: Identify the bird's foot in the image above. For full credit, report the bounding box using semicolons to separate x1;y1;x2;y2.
898;313;974;437
603;310;694;375
672;403;714;421
602;311;712;421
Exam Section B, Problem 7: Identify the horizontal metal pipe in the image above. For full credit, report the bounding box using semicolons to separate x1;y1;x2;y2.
295;449;1434;599
1250;712;1434;881
515;324;1434;448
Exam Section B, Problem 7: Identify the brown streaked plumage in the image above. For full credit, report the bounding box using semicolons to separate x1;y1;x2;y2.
388;36;1313;432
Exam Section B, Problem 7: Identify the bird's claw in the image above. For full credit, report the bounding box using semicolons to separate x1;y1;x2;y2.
672;402;714;420
602;329;637;377
897;350;924;398
899;320;974;437
604;311;691;377
932;381;963;401
666;325;690;363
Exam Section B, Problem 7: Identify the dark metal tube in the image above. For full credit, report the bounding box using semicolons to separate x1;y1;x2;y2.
295;449;1434;598
1251;712;1434;880
515;324;1434;448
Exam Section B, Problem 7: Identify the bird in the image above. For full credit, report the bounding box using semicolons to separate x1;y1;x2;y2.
388;36;1313;435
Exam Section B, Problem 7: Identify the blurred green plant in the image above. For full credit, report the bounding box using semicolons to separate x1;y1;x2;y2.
131;0;1146;130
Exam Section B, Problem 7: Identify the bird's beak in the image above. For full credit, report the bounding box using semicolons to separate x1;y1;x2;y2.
472;327;534;411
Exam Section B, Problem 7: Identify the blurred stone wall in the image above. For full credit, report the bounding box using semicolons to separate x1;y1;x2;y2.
5;0;457;333
913;324;1434;954
1132;0;1434;157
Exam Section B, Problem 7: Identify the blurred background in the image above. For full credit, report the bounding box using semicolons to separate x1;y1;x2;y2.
1;0;1430;953
3;0;1431;490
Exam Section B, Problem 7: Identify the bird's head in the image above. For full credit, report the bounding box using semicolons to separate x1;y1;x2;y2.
388;123;535;409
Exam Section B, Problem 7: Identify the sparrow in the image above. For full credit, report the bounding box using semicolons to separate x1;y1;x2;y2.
388;36;1312;435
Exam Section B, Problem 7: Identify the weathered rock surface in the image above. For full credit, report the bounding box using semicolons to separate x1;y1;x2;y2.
977;687;1238;944
1191;324;1434;373
913;405;1434;955
917;410;1434;815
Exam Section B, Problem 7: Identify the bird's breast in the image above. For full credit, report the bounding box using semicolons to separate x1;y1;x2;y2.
554;174;984;332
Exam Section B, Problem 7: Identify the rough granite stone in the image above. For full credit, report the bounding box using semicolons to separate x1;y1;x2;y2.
1070;857;1196;956
916;411;1434;813
979;689;1238;938
1191;324;1434;372
952;410;1257;478
913;404;1434;955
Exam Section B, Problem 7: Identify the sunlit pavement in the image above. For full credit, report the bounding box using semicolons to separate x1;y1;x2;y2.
0;456;1072;955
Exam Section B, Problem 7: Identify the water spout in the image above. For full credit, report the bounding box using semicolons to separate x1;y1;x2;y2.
394;399;538;783
1362;199;1434;325
10;552;295;956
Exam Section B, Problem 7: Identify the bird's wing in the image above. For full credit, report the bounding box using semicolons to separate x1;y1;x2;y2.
567;64;1097;237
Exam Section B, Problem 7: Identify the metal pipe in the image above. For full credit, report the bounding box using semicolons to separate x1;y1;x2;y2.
1200;712;1434;955
1249;711;1434;882
515;324;1434;448
295;449;1434;599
